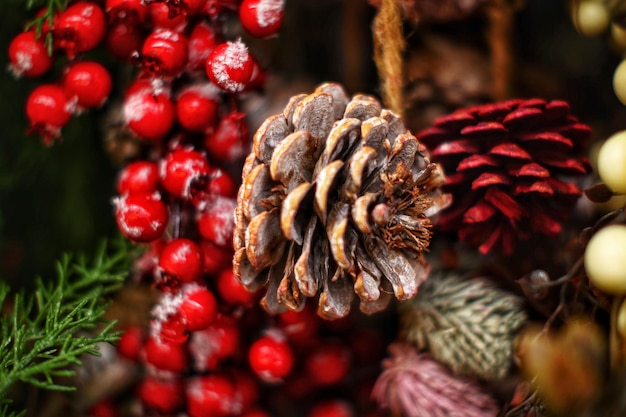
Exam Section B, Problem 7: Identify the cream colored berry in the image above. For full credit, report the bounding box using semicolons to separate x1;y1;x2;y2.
585;225;626;294
597;131;626;193
576;1;610;36
617;299;626;337
613;59;626;105
611;23;626;51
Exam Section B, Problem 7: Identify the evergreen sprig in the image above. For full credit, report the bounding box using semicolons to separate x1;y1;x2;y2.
0;240;130;414
23;0;70;54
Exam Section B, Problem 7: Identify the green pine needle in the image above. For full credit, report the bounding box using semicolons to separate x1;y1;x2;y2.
22;0;70;55
0;239;131;415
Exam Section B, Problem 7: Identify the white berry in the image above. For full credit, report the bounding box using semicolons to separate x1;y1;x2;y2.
597;131;626;194
576;1;610;37
585;224;626;294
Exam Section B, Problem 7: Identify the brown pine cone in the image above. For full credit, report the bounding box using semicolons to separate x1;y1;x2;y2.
416;99;591;255
234;83;449;319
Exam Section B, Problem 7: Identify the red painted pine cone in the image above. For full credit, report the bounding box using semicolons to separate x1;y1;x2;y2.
417;99;591;255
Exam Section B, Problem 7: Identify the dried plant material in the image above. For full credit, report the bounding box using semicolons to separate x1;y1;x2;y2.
417;99;592;255
517;318;606;414
372;343;499;417
401;274;527;380
584;183;615;204
234;83;449;319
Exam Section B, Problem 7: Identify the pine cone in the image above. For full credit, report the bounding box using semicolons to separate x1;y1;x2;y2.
372;343;499;417
416;99;591;255
234;83;449;319
400;274;527;380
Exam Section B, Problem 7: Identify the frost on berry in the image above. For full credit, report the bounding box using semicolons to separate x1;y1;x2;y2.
113;192;168;242
255;0;284;28
207;40;253;93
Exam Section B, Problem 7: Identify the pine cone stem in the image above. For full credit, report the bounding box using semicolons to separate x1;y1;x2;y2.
373;0;406;116
486;0;516;100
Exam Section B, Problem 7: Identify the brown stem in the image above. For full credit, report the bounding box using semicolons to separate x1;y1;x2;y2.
373;0;405;116
486;0;516;100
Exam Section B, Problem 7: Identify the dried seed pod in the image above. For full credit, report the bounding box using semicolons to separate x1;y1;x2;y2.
401;274;527;380
234;82;449;319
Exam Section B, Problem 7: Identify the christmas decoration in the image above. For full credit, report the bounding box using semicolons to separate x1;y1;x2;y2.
417;99;591;255
234;82;449;318
372;343;499;417
401;273;527;380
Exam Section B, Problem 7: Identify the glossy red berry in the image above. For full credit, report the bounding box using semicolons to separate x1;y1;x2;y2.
158;238;203;283
248;333;294;382
160;148;210;199
138;376;184;413
308;400;354;417
106;23;144;61
200;240;232;276
114;192;168;243
26;84;73;145
189;314;240;371
143;335;188;372
217;268;256;306
244;56;267;91
278;305;320;345
117;160;160;195
186;375;241;417
239;0;285;38
206;167;237;198
149;3;187;32
8;31;54;78
53;1;106;58
197;196;236;247
180;285;218;331
176;84;219;132
204;111;249;162
186;22;217;72
205;40;254;93
105;0;148;25
117;325;145;361
140;28;188;77
305;343;351;386
123;80;175;141
63;61;112;109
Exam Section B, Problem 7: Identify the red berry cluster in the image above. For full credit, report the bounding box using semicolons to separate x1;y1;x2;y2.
10;1;391;416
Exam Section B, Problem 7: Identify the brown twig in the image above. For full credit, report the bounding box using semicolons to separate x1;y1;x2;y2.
485;0;516;100
373;0;405;116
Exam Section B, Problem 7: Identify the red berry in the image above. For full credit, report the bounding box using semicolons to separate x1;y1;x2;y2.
189;314;240;371
180;285;218;331
305;343;351;386
158;238;203;283
149;3;187;32
8;31;54;78
26;84;73;145
140;28;188;77
248;333;294;382
176;84;220;132
123;80;175;141
186;375;241;417
200;240;232;276
197;196;236;247
160;148;210;199
87;400;118;417
117;160;160;195
244;56;267;91
186;22;217;72
205;40;254;93
118;325;145;361
138;376;184;413
217;268;256;306
308;400;354;417
278;305;320;345
231;371;260;413
114;192;168;243
106;23;144;61
53;1;106;58
239;0;284;38
63;61;112;109
105;0;148;25
204;111;249;162
143;335;188;372
206;167;237;198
